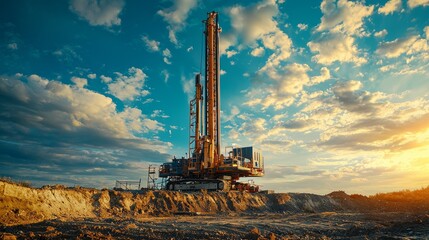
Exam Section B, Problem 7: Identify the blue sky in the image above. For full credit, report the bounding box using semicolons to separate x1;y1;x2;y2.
1;0;428;194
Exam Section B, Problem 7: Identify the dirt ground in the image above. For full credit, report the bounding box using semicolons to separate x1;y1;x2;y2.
2;212;429;239
2;180;429;239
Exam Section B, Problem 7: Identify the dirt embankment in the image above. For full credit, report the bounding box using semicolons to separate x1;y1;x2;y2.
328;190;429;212
0;181;343;226
3;180;429;227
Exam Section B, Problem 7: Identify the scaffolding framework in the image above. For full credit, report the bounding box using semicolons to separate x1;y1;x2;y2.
147;165;157;189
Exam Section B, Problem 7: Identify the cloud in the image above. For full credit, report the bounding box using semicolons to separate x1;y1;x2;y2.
333;79;362;92
69;0;125;27
264;165;325;179
227;3;276;43
408;0;429;8
242;78;428;195
222;0;294;109
261;139;297;153
221;0;427;193
230;76;414;160
52;45;82;63
141;37;173;64
260;28;293;69
297;23;308;31
161;70;169;83
223;0;292;68
219;33;237;55
310;67;331;85
280;78;429;156
275;63;311;95
297;90;325;106
378;0;402;15
181;75;194;100
376;35;429;58
107;67;148;101
226;50;238;58
222;105;240;123
250;47;265;57
379;64;395;72
162;48;172;64
142;36;160;52
157;0;198;46
245;63;311;110
7;43;18;50
71;76;88;88
150;109;169;119
308;0;373;66
220;69;227;75
374;29;388;38
100;75;112;83
318;112;429;152
239;118;267;136
316;0;374;36
228;129;239;140
142;98;154;104
87;73;96;79
330;80;386;114
0;74;170;187
280;118;316;132
308;32;367;65
187;46;193;52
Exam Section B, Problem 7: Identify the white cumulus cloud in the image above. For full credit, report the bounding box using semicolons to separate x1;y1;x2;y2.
245;63;312;110
87;73;96;79
0;74;171;187
374;29;388;38
378;0;402;15
226;50;238;58
71;76;88;88
157;0;198;46
408;0;429;8
250;47;265;57
316;0;374;36
69;0;125;27
297;23;308;31
223;0;292;69
162;48;172;64
142;36;160;52
100;75;112;83
308;32;367;65
311;67;331;85
107;67;148;101
308;0;373;66
376;35;429;58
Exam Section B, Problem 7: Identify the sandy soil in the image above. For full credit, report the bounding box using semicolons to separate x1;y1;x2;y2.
2;212;429;239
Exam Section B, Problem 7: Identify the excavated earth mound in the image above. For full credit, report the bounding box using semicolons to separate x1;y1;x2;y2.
0;180;343;226
2;181;429;239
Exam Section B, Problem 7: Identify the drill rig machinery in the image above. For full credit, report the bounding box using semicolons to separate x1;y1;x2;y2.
159;12;264;192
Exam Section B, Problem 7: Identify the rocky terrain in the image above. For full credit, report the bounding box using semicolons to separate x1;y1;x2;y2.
1;180;429;239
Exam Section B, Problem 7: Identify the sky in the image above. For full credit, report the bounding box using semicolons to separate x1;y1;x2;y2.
0;0;428;195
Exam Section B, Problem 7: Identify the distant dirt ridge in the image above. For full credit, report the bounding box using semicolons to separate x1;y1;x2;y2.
0;180;343;226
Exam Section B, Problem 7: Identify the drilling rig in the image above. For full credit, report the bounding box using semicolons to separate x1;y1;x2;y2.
159;12;264;191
